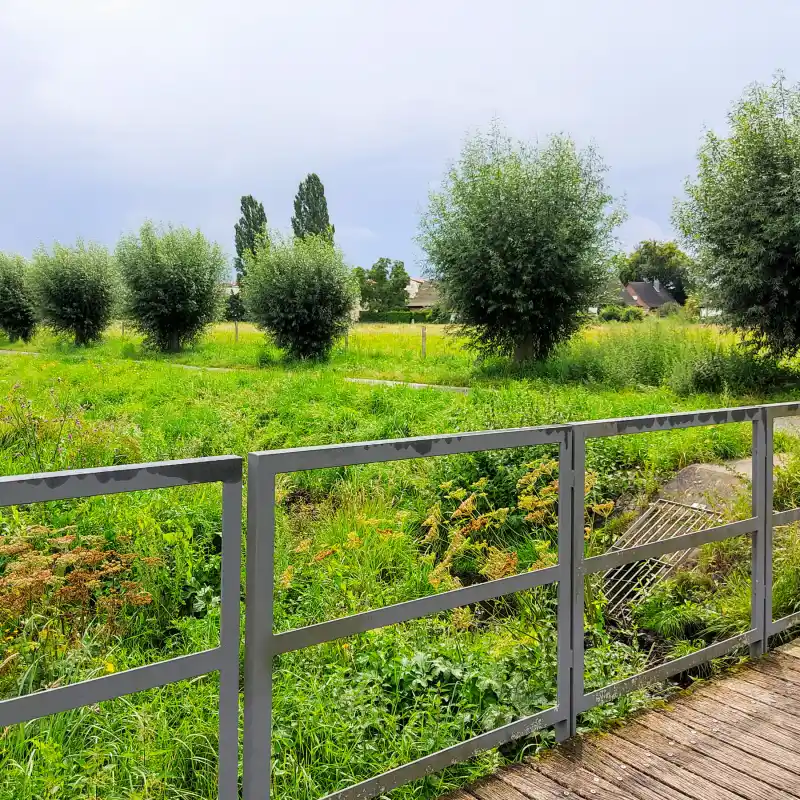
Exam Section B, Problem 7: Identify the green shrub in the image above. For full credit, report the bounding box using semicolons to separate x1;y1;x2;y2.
675;74;800;356
428;304;451;323
657;301;681;318
116;222;225;352
598;306;623;321
667;349;796;396
621;306;645;322
0;253;37;343
683;295;701;322
224;290;247;323
31;240;117;346
419;122;623;362
243;234;357;360
359;309;432;324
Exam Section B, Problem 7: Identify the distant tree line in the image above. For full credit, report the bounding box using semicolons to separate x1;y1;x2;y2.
4;72;799;363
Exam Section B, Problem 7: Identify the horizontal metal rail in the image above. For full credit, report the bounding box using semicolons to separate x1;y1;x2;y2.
575;400;800;439
0;455;242;506
251;424;567;473
774;507;800;527
273;564;559;655
0;456;242;800
583;517;757;574
0;648;221;728
579;630;757;712
245;400;800;800
321;705;561;800
771;611;800;636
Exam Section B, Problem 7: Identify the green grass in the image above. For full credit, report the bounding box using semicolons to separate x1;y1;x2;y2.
1;319;799;798
7;317;799;393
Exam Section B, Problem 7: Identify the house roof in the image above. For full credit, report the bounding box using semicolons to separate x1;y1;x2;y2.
407;283;440;309
626;281;676;309
618;284;638;306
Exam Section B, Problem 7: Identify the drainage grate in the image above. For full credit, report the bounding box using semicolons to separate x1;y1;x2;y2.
602;498;722;618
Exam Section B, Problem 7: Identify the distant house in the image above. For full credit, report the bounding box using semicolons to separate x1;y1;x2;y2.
220;282;239;297
622;279;677;312
406;278;440;310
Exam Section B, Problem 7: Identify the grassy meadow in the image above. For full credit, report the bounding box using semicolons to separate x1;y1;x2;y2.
2;318;800;799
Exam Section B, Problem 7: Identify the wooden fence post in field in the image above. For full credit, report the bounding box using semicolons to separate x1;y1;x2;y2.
235;321;239;343
421;325;427;359
344;329;349;352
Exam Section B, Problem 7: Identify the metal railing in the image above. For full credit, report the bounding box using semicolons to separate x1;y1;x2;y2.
0;456;243;800
4;401;800;800
243;400;800;800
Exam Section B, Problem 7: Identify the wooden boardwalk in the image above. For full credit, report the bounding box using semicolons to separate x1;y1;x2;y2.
452;643;800;800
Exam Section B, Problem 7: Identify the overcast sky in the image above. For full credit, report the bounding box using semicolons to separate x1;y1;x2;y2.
2;1;799;277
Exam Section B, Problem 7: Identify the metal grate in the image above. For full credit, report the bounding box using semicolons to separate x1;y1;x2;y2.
602;498;722;617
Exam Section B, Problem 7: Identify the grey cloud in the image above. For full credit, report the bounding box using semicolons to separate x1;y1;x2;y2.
1;0;799;266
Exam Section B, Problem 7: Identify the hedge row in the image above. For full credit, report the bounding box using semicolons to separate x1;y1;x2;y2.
359;308;450;324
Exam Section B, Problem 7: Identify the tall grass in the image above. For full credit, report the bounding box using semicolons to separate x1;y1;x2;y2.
0;326;799;798
5;318;798;394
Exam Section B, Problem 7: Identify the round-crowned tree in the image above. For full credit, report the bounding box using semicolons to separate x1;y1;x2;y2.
116;222;226;352
675;74;800;356
242;234;357;360
31;240;116;346
0;253;37;343
418;123;623;361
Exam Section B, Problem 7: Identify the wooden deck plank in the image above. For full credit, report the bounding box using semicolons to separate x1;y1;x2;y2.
735;665;800;706
589;730;743;800
450;646;800;800
713;674;800;719
496;763;583;800
669;703;800;777
547;742;688;800
471;776;535;800
635;708;800;794
675;690;800;752
529;751;644;800
776;641;800;659
754;656;800;685
615;719;791;800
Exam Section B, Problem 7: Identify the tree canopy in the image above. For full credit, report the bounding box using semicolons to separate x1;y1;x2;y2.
354;258;410;312
419;123;623;361
234;195;268;281
675;74;800;355
116;222;225;352
30;240;117;346
617;240;695;304
291;173;334;242
242;234;356;360
0;253;37;343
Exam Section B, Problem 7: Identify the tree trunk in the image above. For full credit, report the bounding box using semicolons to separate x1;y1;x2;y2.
513;337;536;363
168;332;181;353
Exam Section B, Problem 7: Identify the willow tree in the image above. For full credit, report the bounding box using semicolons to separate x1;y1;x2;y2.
675;74;800;355
419;123;623;362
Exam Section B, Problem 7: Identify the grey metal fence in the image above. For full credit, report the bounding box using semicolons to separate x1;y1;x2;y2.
0;456;243;800
243;400;800;800
5;401;800;800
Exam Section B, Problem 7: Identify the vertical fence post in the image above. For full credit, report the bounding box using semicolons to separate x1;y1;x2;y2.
421;325;427;359
235;320;239;343
344;329;349;352
751;411;771;658
764;410;774;645
555;428;574;742
569;428;586;738
219;470;243;800
243;455;276;800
